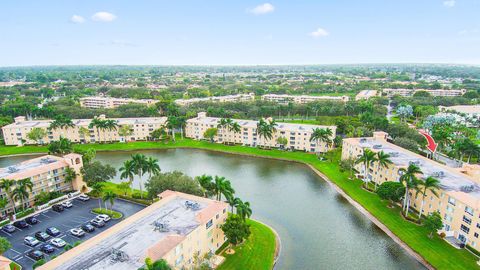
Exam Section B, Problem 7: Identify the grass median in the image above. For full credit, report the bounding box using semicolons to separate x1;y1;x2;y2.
1;139;479;269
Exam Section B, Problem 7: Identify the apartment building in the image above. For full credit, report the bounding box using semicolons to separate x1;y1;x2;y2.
342;132;480;251
174;93;255;106
261;94;349;104
382;88;466;97
439;105;480;118
1;115;167;146
39;190;228;270
0;154;85;216
355;90;379;100
186;112;336;153
79;96;157;109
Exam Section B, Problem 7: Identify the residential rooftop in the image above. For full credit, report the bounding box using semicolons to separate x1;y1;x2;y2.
0;154;76;180
346;137;480;205
39;191;227;270
440;105;480;115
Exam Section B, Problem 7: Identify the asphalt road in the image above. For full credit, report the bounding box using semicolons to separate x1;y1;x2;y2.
0;198;145;270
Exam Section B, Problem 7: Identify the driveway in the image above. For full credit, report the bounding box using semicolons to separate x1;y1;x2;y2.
0;198;145;270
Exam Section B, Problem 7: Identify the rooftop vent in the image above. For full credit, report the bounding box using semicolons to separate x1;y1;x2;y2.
372;144;382;149
460;185;476;193
409;160;421;166
431;171;446;178
360;138;367;143
40;158;55;164
110;248;129;263
299;126;304;130
390;152;399;157
7;167;19;173
185;201;200;211
153;220;170;232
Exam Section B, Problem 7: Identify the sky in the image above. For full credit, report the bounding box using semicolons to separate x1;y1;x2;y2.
0;0;479;66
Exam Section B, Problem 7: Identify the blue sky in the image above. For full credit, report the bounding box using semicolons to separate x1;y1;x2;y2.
0;0;479;66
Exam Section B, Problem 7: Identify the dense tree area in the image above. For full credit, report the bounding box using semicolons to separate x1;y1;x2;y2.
81;161;117;186
145;171;204;198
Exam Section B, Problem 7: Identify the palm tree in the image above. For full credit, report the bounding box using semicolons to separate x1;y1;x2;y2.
78;127;90;143
0;179;17;215
89;118;106;143
102;191;117;211
195;174;214;197
213;176;234;201
166;116;178;142
399;164;423;216
64;167;77;184
256;119;276;147
229;122;241;144
355;149;378;188
217;118;230;144
12;178;33;211
90;182;104;209
118;125;133;143
49;115;75;131
374;151;393;189
145;157;161;180
119;160;136;189
236;200;252;220
103;119;118;142
309;128;333;157
131;154;148;198
417;176;440;219
225;194;242;213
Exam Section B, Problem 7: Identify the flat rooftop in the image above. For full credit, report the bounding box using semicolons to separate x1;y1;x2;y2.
0;155;65;179
442;105;480;114
3;117;167;129
348;137;480;200
39;191;227;270
188;116;335;133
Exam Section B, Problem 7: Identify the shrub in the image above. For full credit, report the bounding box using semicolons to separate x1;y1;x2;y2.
16;208;35;219
439;232;446;239
33;259;46;269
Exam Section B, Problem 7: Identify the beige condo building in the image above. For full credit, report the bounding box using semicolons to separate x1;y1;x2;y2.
342;132;480;251
174;93;255;106
355;90;379;100
2;115;167;146
0;154;85;217
382;88;466;97
79;96;157;109
261;94;349;104
186;112;336;153
38;190;228;270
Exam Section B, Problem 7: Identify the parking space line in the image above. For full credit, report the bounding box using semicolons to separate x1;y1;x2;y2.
25;255;36;262
41;213;51;218
10;249;21;255
1;231;12;237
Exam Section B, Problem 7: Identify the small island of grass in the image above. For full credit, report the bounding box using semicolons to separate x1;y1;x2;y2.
92;208;123;219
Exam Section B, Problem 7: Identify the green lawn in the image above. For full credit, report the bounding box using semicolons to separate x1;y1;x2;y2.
217;219;276;270
1;139;479;269
10;262;22;270
92;208;123;219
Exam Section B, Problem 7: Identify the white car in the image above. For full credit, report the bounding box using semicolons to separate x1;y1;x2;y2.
96;214;111;222
61;201;73;208
24;236;40;247
50;238;66;248
70;228;85;237
77;194;90;201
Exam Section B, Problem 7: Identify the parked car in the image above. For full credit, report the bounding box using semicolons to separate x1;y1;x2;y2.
2;224;15;233
81;224;95;233
90;219;105;228
52;204;64;212
13;220;28;229
61;200;73;208
77;194;90;201
70;228;85;237
38;243;55;253
28;250;44;261
50;238;66;248
35;231;51;242
96;214;111;223
46;227;61;237
25;216;39;225
24;236;40;247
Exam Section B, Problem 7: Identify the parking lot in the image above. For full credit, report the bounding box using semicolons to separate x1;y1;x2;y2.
1;197;145;270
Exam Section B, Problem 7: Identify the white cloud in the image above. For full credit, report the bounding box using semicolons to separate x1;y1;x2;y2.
91;12;117;22
70;15;85;24
443;0;456;7
309;27;329;38
249;3;275;15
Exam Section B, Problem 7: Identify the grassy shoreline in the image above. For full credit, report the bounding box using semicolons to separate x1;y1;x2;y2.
1;139;479;269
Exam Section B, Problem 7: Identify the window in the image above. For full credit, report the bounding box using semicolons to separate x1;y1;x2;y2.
448;197;456;206
206;219;213;229
475;233;479;238
461;224;470;234
463;215;472;225
465;206;474;216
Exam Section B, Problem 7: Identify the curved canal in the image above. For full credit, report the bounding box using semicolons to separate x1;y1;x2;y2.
1;149;425;270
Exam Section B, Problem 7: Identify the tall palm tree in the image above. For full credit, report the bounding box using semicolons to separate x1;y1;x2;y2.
90;182;104;209
236;200;252;220
399;164;423;216
131;154;148;198
355;149;378;188
309;128;333;157
49;115;75;131
217;118;230;144
119;159;136;189
417;176;440;219
256;119;277;147
145;157;161;180
195;174;214;197
213;176;234;201
89;118;106;143
102;191;117;211
0;179;17;215
166;116;178;142
12;178;33;211
225;194;242;213
229;122;241;144
374;151;393;189
64;167;77;184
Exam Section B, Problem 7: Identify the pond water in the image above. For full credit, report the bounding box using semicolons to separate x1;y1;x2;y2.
0;149;425;270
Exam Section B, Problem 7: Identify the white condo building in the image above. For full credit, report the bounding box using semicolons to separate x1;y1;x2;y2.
261;94;349;104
